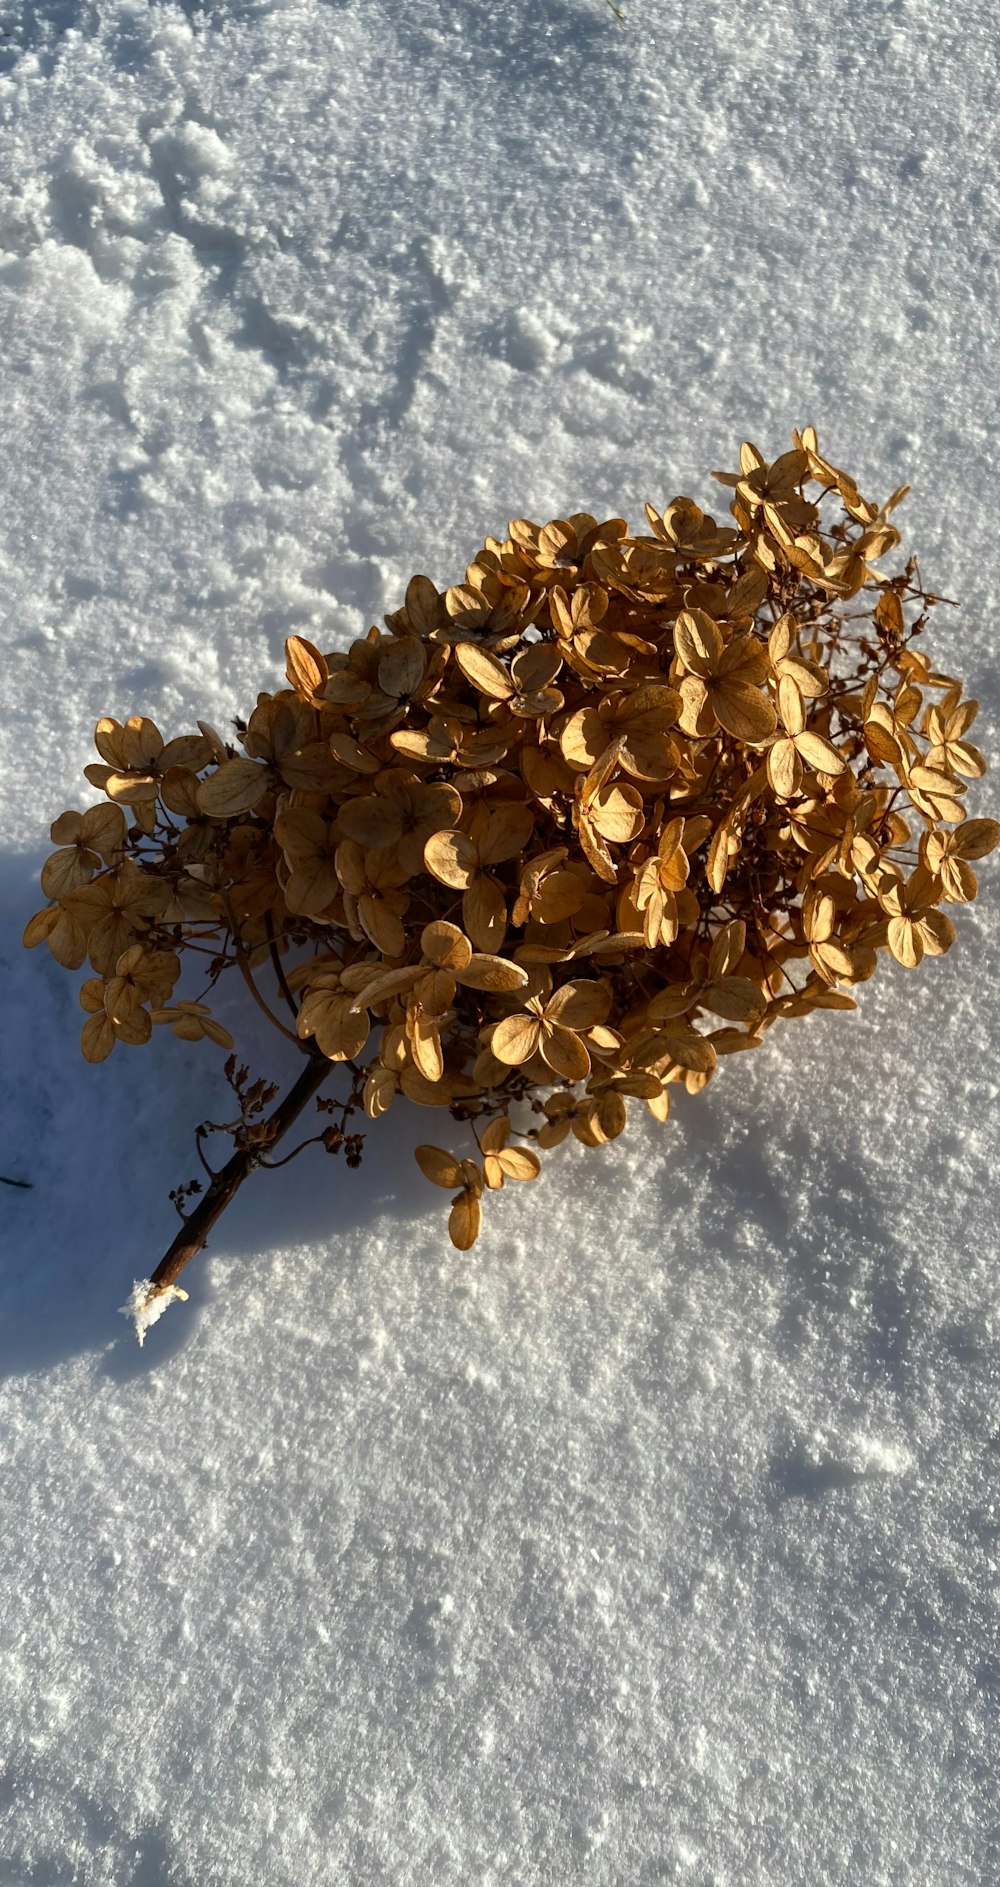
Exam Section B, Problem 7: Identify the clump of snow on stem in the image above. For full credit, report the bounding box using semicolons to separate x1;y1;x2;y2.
120;1280;189;1347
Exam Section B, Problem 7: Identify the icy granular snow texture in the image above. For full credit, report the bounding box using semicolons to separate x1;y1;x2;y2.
1;1;999;1882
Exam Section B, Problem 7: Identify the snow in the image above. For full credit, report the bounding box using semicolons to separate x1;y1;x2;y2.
119;1278;189;1346
2;0;999;1881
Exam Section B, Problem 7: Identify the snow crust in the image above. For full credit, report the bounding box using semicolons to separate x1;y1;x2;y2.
1;1;999;1882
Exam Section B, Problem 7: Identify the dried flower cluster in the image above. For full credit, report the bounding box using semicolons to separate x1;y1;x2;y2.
25;429;997;1327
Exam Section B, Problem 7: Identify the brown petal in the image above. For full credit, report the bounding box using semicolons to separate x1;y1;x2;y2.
533;868;588;924
79;976;106;1014
23;906;61;950
337;796;405;850
777;672;805;736
41;848;97;899
334;840;369;896
575;628;636;673
278;742;342;793
81;1013;117;1063
330;731;382;773
378;636;426;699
285;635;329;699
479;1117;510;1155
297;990;370;1061
955;818;1000;859
677;674;714;738
358;894;406;959
103;771;161;804
618;730;677;781
421;920;473;970
160;767;203;819
908;764;959;793
113;1005;152;1045
864;721;904;768
46;911;90;970
497;1146;541;1181
717;634;769;685
559;706;605;768
50;811;84;845
448;1190;482;1251
577;815;617;885
767;738;801;800
511;643;562;693
917;910;956;956
424;829;478;889
712;682;777;743
454;644;513;699
415;969;456;1017
354;966;419;1009
886;917;922;968
588;783;645;843
490;1012;542;1065
402;574;441;635
700;977;765;1023
415;1144;466;1188
708;919;746;981
540;1022;591;1081
455;954;528;992
78;804;128;855
93;717;126;766
122;717;164;770
477;802;535;867
197;759;270;817
939;857;977;902
673;609;723;677
945;741;987;779
410;1018;445;1082
274;808;328;862
463;874;507;952
794;731;845;774
546;979;612;1028
646;983;695;1021
87;911;139;977
364;1068;397;1118
284;859;341;917
323;673;372;708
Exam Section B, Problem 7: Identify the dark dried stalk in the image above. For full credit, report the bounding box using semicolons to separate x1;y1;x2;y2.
129;1049;333;1339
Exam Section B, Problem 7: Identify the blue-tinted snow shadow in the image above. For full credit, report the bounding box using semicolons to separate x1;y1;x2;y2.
0;850;435;1384
646;965;1000;1488
662;1077;924;1398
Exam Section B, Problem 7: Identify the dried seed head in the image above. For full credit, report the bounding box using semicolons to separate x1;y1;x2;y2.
29;430;997;1257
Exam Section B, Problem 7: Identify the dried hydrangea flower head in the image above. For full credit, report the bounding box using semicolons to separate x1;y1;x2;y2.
25;429;998;1339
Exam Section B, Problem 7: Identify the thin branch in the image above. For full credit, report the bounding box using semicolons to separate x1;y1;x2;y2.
260;1133;327;1169
220;893;300;1044
135;1050;335;1323
265;913;299;1022
193;1126;218;1181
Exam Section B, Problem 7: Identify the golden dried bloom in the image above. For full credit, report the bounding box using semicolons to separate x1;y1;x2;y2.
26;429;999;1306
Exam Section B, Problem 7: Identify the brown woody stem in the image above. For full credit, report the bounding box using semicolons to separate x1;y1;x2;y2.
145;1050;334;1303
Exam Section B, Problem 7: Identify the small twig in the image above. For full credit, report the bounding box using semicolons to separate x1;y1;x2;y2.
220;893;300;1044
1;1175;32;1189
260;1133;327;1169
128;1050;336;1337
193;1125;218;1181
265;913;299;1023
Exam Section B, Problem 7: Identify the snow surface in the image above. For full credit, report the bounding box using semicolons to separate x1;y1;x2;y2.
2;1;999;1881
